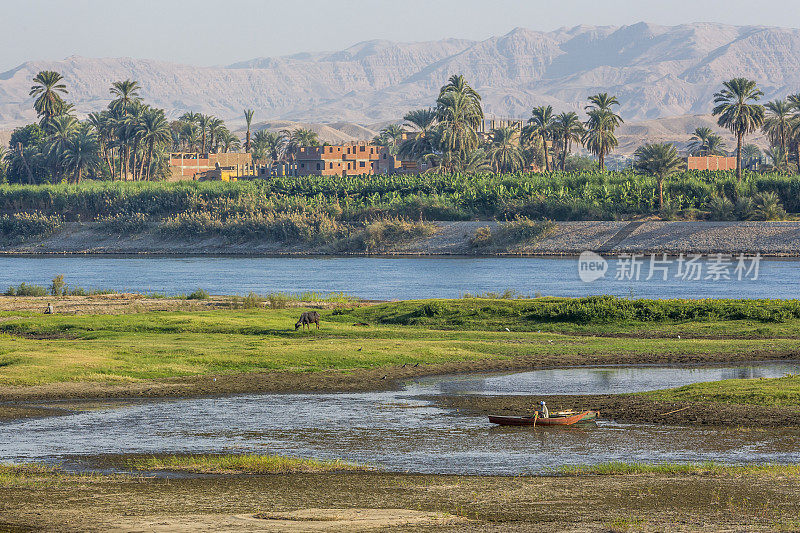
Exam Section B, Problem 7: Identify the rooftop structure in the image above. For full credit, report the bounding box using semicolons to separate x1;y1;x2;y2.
168;152;253;181
295;142;426;176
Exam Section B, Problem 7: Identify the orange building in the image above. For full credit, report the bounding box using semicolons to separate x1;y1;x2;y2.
686;156;737;171
296;142;421;176
169;152;253;181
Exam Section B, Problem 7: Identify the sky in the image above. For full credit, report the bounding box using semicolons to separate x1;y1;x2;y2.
3;0;800;72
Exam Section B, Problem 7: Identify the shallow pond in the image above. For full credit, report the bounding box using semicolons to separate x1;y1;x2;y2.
2;362;799;475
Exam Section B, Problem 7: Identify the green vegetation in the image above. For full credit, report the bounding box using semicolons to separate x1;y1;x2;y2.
0;463;104;488
123;454;367;474
643;375;800;408
336;296;800;328
557;461;800;477
0;298;799;386
470;218;556;250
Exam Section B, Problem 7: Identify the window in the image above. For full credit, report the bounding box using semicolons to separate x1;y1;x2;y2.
359;161;365;168
316;163;321;170
329;162;333;169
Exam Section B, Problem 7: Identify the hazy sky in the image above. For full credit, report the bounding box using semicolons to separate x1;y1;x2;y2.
4;0;800;71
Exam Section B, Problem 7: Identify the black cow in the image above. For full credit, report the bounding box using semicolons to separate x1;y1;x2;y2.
295;311;320;330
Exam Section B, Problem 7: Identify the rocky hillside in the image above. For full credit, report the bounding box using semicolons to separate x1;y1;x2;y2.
2;22;800;129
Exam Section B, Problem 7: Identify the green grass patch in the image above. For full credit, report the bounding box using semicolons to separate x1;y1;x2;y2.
0;299;798;386
123;454;368;474
333;297;800;329
557;461;800;477
642;375;800;408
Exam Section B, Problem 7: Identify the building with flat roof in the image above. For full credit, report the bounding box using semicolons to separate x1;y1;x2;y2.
168;152;253;181
686;155;736;171
295;142;426;176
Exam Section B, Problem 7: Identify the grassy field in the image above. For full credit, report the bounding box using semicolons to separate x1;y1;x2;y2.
122;454;367;474
0;297;798;387
643;375;800;408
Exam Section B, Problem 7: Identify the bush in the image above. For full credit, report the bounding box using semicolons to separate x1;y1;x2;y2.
266;293;289;309
707;196;735;221
0;212;63;241
339;217;437;252
4;282;48;297
470;226;493;247
50;275;66;297
187;288;210;300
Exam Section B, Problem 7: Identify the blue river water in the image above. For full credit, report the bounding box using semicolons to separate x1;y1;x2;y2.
0;255;798;299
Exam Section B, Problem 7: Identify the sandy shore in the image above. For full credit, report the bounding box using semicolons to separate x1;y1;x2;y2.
3;220;800;255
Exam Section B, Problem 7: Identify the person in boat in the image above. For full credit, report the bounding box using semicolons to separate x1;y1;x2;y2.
539;400;549;418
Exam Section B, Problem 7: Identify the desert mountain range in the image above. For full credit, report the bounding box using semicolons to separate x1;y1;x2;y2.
0;22;788;153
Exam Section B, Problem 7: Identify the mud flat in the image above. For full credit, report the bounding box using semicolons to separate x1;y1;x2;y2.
4;220;800;255
1;466;799;532
435;392;800;428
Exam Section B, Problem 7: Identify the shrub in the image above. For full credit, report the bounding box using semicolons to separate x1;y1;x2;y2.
753;192;786;221
0;212;63;241
266;293;289;309
50;274;66;297
470;226;493;247
339;217;437;252
707;196;735;221
187;288;210;300
4;282;48;297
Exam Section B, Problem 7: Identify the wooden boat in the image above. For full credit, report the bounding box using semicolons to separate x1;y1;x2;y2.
488;410;599;427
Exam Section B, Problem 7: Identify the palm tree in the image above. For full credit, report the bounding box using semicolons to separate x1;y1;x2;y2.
252;130;283;162
712;78;765;180
379;124;405;155
487;126;524;173
459;149;492;173
110;81;143;180
583;110;618;171
583;93;623;170
552;112;584;171
109;80;142;116
741;144;762;169
244;109;254;153
45;114;78;179
29;71;68;130
197;114;211;154
762;100;793;166
207;117;225;153
528;106;555;172
137;107;171;180
88;111;116;180
220;130;241;153
687;127;727;156
398;109;438;161
436;75;483;168
283;128;319;161
633;143;684;210
62;129;100;183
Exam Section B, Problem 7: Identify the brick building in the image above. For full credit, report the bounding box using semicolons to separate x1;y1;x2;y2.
686;155;737;171
295;142;423;176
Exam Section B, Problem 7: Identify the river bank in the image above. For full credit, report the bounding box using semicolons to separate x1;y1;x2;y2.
2;465;799;532
4;220;800;256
